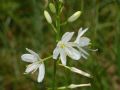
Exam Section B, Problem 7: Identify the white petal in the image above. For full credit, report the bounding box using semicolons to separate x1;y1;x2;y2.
67;42;78;47
65;47;81;60
61;32;74;42
53;47;60;59
78;27;83;33
26;48;40;59
60;49;67;65
78;37;90;47
21;54;38;62
38;63;45;82
75;28;88;43
78;28;88;37
25;62;39;73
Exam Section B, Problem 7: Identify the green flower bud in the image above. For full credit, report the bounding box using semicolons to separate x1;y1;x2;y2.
49;3;56;13
68;11;81;22
44;10;52;24
59;0;64;3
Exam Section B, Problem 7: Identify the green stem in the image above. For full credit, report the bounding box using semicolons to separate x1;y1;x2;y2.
56;16;60;41
53;60;57;90
51;24;57;33
60;21;67;26
39;55;53;63
43;55;53;60
53;1;61;90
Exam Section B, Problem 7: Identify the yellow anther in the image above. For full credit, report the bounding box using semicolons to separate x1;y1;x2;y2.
60;44;65;48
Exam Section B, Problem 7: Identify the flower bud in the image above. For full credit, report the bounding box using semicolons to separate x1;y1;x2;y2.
59;0;64;3
58;83;91;89
49;3;56;13
59;64;91;78
44;10;52;24
68;11;81;22
70;67;91;78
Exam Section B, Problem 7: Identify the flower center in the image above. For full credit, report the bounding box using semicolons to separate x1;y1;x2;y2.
60;44;65;48
58;41;65;48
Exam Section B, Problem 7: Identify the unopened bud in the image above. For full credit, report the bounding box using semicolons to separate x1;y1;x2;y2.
44;10;52;24
49;3;56;13
59;64;91;78
68;11;81;22
68;83;91;89
58;83;91;89
59;0;64;3
71;67;91;78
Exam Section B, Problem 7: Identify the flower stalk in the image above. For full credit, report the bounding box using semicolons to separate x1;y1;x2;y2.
40;55;53;63
21;0;95;89
53;1;62;90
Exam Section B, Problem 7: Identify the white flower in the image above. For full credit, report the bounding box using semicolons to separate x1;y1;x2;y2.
53;32;81;65
75;28;91;59
21;48;45;82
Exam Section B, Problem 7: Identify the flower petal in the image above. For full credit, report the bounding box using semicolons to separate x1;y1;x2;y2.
65;47;81;60
60;49;67;65
78;28;88;37
61;32;74;42
21;54;38;62
75;28;88;43
78;37;90;47
53;47;60;59
67;42;78;47
38;63;45;82
26;48;40;59
25;62;39;73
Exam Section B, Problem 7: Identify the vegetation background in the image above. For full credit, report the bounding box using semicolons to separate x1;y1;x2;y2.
0;0;120;90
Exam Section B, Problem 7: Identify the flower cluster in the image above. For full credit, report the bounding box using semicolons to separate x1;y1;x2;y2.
21;0;95;89
53;28;90;65
21;27;90;82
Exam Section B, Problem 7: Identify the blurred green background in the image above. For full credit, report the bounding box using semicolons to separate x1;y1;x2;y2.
0;0;120;90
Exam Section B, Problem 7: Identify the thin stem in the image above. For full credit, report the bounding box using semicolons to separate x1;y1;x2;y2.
51;24;57;33
81;0;84;11
56;16;60;41
60;21;67;26
39;55;53;63
53;1;61;90
43;55;53;61
53;60;57;90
